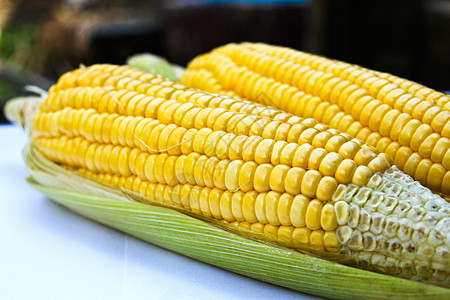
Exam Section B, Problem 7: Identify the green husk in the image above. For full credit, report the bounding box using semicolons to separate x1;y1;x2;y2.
21;138;450;300
126;53;185;81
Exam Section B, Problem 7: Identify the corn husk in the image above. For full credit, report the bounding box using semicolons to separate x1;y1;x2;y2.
126;53;185;81
4;95;448;300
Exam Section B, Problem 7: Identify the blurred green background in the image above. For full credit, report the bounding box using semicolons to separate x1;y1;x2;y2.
1;0;449;123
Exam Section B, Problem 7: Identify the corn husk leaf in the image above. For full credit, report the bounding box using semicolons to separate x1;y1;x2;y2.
126;53;185;81
21;140;450;300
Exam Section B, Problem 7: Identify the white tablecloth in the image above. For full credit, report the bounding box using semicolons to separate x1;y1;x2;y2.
0;124;318;300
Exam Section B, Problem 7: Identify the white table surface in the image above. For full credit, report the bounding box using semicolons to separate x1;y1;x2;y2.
0;124;319;300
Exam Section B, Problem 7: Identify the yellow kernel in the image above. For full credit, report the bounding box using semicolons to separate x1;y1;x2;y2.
231;191;245;221
209;188;224;219
321;203;338;231
269;165;290;193
183;153;200;185
225;160;244;191
292;143;314;168
277;193;294;226
219;191;234;222
242;191;258;223
253;164;274;193
193;155;207;186
265;191;282;225
318;152;343;176
254;139;275;164
316;176;339;202
351;165;372;186
292;227;312;248
308;148;328;170
284;167;306;195
310;229;325;248
335;159;357;184
324;231;341;252
174;155;187;184
288;194;309;227
238;161;258;192
213;160;230;190
255;193;268;223
301;170;322;198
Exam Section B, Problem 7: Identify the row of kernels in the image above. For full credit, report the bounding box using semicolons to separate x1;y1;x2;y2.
312;51;450;138
251;42;450;119
180;68;224;94
34;133;353;205
368;69;450;111
75;163;339;238
208;53;361;137
188;52;360;137
229;45;450;162
116;105;387;176
43;86;170;120
33;110;65;137
34;108;368;182
76;62;390;173
185;53;401;174
229;220;341;252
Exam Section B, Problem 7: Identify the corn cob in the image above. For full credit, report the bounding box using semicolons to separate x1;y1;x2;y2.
180;43;450;197
28;64;450;288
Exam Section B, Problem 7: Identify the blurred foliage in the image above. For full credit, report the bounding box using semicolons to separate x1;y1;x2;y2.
0;25;37;66
0;0;161;123
0;25;39;123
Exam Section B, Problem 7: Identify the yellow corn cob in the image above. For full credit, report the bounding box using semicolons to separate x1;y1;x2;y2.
181;43;450;197
32;64;450;287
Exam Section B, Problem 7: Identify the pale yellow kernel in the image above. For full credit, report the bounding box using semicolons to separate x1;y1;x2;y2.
284;167;306;195
209;188;224;219
335;159;357;184
292;227;311;246
231;191;245;221
242;191;258;223
265;191;282;225
316;176;339;202
225;160;244;191
292;143;314;168
324;231;341;252
352;165;373;186
253;164;274;193
310;229;325;248
255;193;268;223
278;226;295;245
321;203;338;231
290;195;309;227
269;164;290;193
301;170;322;198
219;191;234;222
305;199;323;230
213;160;230;190
277;193;294;226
